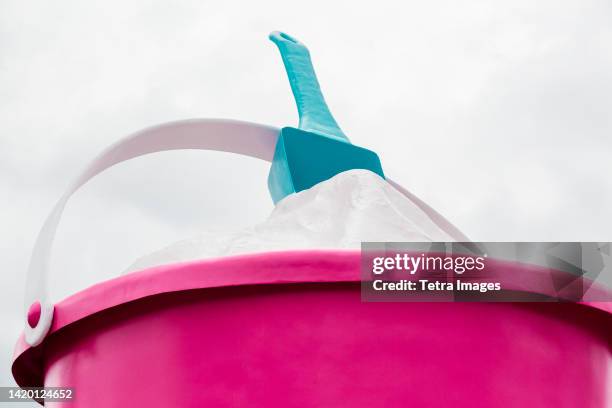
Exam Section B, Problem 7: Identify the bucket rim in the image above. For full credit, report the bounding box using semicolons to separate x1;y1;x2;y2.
12;249;612;396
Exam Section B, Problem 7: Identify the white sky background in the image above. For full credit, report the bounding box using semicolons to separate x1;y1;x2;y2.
1;0;611;403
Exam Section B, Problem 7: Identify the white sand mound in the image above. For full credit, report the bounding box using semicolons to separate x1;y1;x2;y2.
125;169;454;273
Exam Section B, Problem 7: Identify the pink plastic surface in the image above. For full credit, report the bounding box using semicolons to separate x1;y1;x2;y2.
27;301;41;328
13;251;612;407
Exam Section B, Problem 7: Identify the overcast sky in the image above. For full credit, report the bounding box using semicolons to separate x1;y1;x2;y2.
1;0;611;403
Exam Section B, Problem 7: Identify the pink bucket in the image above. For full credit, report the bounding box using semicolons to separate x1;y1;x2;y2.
14;29;612;405
12;251;612;407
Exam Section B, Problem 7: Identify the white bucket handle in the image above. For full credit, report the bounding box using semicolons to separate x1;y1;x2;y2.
24;119;280;346
24;118;467;346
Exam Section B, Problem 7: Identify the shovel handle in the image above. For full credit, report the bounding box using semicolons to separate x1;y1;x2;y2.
269;31;348;143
